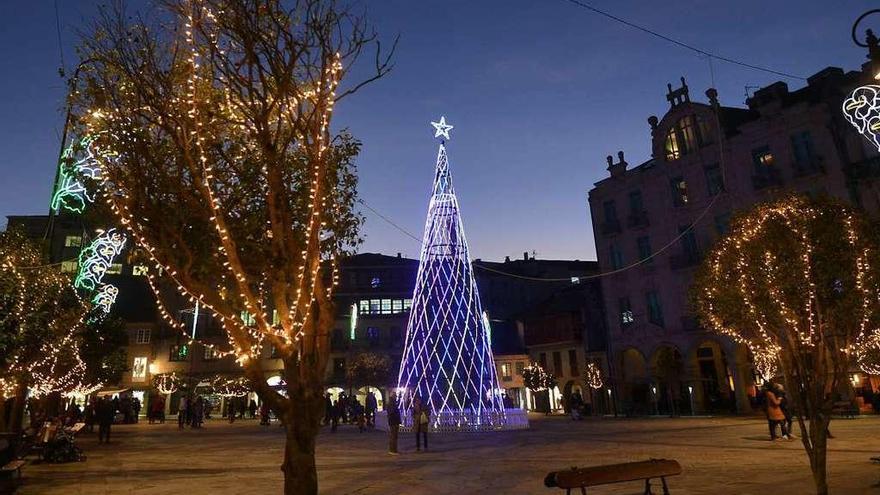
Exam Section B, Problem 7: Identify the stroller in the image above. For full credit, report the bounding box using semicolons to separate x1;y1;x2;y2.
42;428;85;463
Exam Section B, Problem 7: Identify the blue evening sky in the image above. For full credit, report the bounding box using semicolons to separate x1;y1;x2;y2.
0;1;875;261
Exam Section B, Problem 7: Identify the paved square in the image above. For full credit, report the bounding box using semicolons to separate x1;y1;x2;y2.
20;415;880;494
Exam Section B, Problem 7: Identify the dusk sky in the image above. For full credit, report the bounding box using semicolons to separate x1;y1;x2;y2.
1;0;876;262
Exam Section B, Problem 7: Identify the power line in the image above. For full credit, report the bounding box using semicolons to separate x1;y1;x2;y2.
561;0;807;81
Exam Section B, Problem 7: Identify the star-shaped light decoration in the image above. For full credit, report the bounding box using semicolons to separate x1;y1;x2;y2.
431;116;454;140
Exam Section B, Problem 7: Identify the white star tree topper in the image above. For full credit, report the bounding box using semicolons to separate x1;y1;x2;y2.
431;116;454;140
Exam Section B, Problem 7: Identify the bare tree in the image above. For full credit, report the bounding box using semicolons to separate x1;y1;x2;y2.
72;1;394;492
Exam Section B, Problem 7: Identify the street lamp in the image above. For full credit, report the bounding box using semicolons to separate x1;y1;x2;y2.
852;10;880;79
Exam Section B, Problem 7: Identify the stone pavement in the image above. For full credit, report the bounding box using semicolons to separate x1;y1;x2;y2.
18;414;880;494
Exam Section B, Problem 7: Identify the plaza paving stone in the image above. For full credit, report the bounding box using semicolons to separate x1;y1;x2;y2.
17;414;880;494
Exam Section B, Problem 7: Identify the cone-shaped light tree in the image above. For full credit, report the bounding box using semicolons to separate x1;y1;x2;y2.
396;117;506;426
71;1;393;493
693;195;880;495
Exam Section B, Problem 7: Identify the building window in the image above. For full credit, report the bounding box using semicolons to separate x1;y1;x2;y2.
603;200;617;225
646;291;664;327
357;299;413;315
636;236;652;262
671;177;689;206
239;311;255;326
61;260;78;273
714;213;731;236
132;264;149;276
515;362;525;375
609;243;624;270
64;235;82;248
552;352;563;377
696;114;713;146
568;349;578;377
169;344;189;362
501;363;512;381
132;357;147;382
665;127;681;160
678;115;698;155
204;346;220;361
628;190;643;215
704;164;724;196
679;225;699;260
791;131;816;173
619;297;634;327
752;146;775;171
135;328;151;344
333;358;346;376
106;263;123;275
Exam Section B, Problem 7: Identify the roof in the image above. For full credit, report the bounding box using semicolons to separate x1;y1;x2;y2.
341;252;419;268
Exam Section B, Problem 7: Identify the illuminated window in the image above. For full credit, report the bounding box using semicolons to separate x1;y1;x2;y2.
678;115;697;154
169;344;188;362
272;309;280;326
61;260;78;273
619;297;634;327
132;357;147;382
501;363;512;381
64;235;82;248
370;299;381;314
381;299;392;315
135;328;151;344
132;265;149;276
106;263;123;275
392;299;403;313
665;128;681;160
357;299;413;315
359;300;370;313
752;147;775;171
239;311;255;326
204;346;220;361
404;299;412;310
671;177;689;206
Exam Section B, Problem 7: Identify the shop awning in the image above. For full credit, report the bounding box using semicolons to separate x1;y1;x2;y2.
96;388;130;397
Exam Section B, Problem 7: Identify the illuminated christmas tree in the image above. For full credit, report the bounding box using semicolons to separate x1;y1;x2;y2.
397;117;506;427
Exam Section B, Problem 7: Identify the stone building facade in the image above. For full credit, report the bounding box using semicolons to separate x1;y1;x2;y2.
588;62;880;415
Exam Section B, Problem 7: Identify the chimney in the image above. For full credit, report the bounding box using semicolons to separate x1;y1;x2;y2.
607;151;627;179
504;256;510;263
397;252;401;258
523;252;529;261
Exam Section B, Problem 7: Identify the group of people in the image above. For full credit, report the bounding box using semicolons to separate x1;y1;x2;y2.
385;395;431;454
325;391;379;433
177;395;208;429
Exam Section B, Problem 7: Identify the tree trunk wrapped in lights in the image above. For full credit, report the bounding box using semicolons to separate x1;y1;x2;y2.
72;2;393;492
693;195;880;495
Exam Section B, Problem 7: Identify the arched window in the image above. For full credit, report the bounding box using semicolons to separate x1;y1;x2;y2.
665;113;712;161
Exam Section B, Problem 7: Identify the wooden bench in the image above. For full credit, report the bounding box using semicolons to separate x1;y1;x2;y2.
545;459;682;495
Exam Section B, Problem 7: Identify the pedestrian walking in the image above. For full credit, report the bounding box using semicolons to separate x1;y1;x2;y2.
133;397;142;423
776;384;794;437
97;398;114;443
330;400;340;433
365;391;378;428
387;395;401;455
412;397;430;451
323;393;333;426
248;399;257;419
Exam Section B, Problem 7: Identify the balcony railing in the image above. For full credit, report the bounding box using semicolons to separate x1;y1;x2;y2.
751;167;784;190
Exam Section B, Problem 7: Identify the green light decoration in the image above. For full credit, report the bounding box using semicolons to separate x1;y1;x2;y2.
74;229;127;314
50;135;105;214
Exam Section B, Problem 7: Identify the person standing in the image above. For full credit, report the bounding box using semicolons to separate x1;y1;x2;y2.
97;398;114;444
764;384;788;440
133;397;142;423
365;391;378;428
412;397;430;451
248;399;257;419
776;384;794;437
259;402;271;426
178;397;188;429
387;395;401;455
323;393;333;426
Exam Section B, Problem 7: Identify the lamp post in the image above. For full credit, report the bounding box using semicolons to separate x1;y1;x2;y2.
852;9;880;79
687;385;696;416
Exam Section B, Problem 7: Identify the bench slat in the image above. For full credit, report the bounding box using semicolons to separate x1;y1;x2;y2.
552;459;681;489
